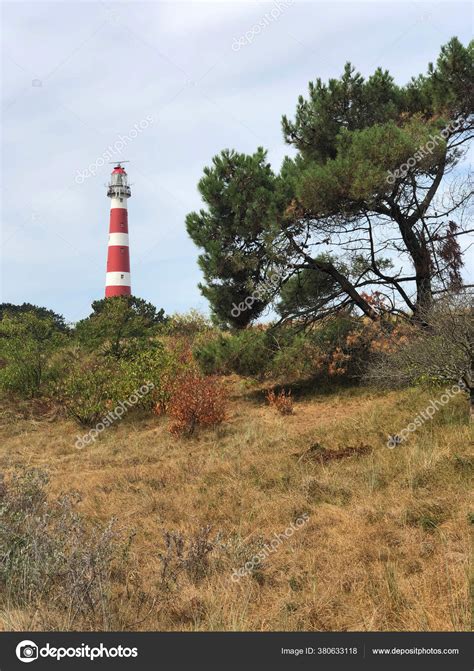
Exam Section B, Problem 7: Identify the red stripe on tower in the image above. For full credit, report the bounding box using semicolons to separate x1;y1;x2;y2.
105;163;132;297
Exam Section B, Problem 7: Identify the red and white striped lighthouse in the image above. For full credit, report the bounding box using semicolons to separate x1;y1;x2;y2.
105;163;132;297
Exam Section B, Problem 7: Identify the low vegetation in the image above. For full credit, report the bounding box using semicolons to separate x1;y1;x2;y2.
167;371;228;437
0;294;471;631
0;468;134;630
0;377;470;631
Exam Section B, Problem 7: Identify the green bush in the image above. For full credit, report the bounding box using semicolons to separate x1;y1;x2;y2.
270;316;356;380
194;329;272;377
193;317;358;381
46;344;87;389
58;356;116;426
270;332;321;380
58;340;188;425
0;312;67;398
115;342;186;411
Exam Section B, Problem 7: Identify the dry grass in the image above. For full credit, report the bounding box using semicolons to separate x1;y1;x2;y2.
0;380;471;631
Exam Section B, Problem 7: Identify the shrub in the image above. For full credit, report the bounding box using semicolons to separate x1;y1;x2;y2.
57;341;187;426
266;388;294;415
365;295;472;422
46;343;84;385
270;315;411;382
265;317;354;381
0;468;133;630
193;318;371;382
0;312;67;398
192;332;229;374
158;525;220;588
194;329;272;377
168;371;228;436
162;310;212;337
115;342;184;412
270;332;326;381
57;356;116;426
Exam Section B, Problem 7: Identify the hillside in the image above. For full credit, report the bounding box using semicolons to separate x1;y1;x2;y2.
0;380;470;632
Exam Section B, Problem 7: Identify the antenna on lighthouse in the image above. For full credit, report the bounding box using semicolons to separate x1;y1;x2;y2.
105;162;132;297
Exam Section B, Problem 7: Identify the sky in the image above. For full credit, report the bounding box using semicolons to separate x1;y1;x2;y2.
1;0;473;324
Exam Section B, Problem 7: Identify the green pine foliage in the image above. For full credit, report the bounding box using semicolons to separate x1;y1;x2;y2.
186;38;473;327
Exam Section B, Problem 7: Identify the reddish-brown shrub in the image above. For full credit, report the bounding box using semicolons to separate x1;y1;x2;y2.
168;371;228;437
266;388;294;415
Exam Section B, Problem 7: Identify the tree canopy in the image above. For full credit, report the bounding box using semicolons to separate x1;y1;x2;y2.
186;147;285;327
0;303;68;332
186;37;473;328
75;296;167;358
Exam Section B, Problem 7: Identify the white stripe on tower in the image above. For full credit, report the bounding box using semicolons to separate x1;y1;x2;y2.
105;164;132;297
108;232;129;246
106;271;132;286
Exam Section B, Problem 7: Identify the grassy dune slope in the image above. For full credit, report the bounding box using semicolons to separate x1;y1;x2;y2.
0;380;471;631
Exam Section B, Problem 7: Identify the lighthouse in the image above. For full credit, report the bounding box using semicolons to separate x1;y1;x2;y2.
105;163;132;297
